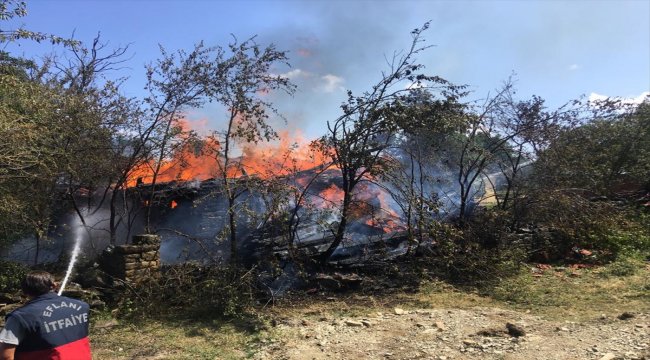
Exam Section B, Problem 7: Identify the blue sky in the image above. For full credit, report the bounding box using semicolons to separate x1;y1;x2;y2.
5;0;649;140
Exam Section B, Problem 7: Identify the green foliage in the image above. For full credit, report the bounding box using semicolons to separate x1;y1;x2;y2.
599;228;650;259
313;23;467;262
515;189;650;261
117;264;256;319
427;221;526;286
0;260;28;293
535;99;650;196
600;255;645;277
0;0;78;46
0;69;118;249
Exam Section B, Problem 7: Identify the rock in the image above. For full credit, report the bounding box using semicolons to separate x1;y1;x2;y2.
313;272;362;291
301;319;309;326
599;353;617;360
506;323;526;337
361;320;372;327
333;272;362;286
314;274;340;290
617;312;635;320
132;234;161;246
89;299;106;309
345;320;364;327
556;326;570;332
462;339;478;347
435;321;446;331
93;319;119;330
394;308;406;315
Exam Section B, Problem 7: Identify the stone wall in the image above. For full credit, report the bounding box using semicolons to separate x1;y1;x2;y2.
100;234;161;283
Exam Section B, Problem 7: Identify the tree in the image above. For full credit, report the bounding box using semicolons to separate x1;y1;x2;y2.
203;37;295;264
384;89;467;250
121;38;294;262
139;43;217;234
43;33;144;246
0;0;77;46
0;5;130;257
0;1;143;255
453;80;578;224
313;23;464;262
480;88;580;222
533;97;650;197
0;62;122;261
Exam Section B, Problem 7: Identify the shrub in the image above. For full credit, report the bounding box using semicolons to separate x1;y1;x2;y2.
599;255;645;277
516;192;650;261
428;220;526;287
0;260;28;293
116;264;256;319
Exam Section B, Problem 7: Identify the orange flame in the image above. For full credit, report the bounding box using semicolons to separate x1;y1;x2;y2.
127;124;330;187
319;183;344;205
127;120;405;234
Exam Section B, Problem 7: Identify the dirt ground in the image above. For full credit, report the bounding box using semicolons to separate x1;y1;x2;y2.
255;306;649;360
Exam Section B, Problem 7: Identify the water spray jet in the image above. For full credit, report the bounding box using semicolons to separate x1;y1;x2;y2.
58;220;84;295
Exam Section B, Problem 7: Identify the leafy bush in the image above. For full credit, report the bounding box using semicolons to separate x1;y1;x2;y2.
427;220;526;286
599;255;645;277
0;260;28;293
117;264;256;319
515;192;650;261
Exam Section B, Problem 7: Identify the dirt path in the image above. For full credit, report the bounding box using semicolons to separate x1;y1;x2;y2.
256;307;649;360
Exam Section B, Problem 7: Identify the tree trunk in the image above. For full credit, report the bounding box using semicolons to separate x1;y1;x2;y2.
320;191;351;263
34;233;40;266
228;196;238;264
109;191;117;245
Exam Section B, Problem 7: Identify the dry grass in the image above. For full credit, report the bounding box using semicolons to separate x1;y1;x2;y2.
91;315;275;359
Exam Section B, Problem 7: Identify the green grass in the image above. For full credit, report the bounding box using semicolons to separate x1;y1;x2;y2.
483;257;650;320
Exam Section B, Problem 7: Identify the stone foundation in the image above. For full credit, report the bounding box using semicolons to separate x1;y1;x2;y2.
100;234;161;283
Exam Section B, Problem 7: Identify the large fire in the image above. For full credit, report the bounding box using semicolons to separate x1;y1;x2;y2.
128;119;405;234
126;123;329;187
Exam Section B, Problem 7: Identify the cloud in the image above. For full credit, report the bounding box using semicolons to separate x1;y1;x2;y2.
405;81;425;90
588;91;650;105
568;64;580;71
281;68;311;79
321;74;345;93
279;69;345;93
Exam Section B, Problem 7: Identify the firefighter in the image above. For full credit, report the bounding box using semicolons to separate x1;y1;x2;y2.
0;271;92;360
